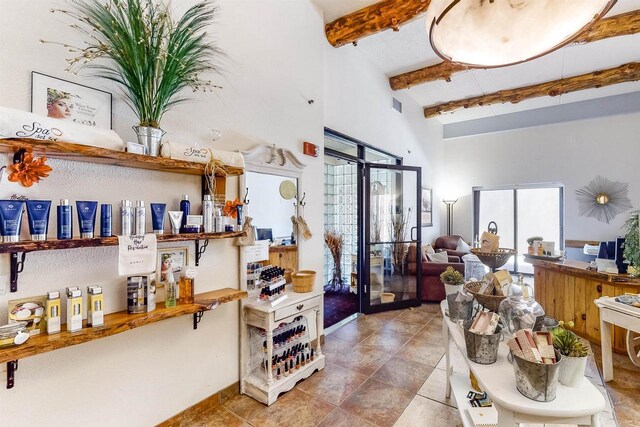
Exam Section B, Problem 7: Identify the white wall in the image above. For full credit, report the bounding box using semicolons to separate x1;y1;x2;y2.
441;112;640;242
323;44;445;243
0;1;324;425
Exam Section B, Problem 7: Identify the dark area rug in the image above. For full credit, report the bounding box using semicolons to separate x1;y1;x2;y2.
323;289;359;329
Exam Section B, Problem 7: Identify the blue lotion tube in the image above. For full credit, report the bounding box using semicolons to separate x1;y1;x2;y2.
100;204;112;237
0;200;25;242
150;203;166;235
57;199;72;240
25;200;51;240
76;201;98;238
179;195;190;233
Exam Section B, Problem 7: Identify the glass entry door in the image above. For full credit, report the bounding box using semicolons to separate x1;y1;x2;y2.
362;164;422;313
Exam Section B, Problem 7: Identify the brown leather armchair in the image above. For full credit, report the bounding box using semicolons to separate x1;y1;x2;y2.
406;245;464;302
434;235;469;259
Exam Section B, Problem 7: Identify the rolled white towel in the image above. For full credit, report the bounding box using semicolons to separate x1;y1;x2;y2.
161;140;245;168
0;105;123;150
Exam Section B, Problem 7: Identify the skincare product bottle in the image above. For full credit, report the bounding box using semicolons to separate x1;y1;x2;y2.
76;201;98;238
121;200;133;236
25;200;51;241
127;276;148;314
135;200;146;235
0;200;25;242
100;204;112;237
45;291;61;335
165;273;177;307
87;285;104;327
66;287;83;332
214;206;224;233
168;211;183;234
150;203;166;235
57;199;72;240
203;195;214;233
179;194;190;233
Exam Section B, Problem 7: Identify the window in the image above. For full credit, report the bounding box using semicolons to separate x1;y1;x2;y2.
473;184;564;274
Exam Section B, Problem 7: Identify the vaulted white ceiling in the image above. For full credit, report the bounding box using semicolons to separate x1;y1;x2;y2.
314;0;640;124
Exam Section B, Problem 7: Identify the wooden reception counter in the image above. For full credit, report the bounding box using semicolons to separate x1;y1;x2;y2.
531;259;640;354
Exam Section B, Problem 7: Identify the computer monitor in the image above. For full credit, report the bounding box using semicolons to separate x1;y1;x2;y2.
256;228;273;242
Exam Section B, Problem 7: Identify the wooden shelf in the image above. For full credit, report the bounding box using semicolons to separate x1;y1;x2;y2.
0;231;245;254
0;138;243;176
0;288;248;364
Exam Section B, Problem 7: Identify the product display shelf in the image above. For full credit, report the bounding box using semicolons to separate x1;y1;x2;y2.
241;286;324;405
0;138;243;176
0;288;248;365
0;231;245;254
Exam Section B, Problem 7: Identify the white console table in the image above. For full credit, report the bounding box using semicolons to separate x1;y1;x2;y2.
594;296;640;382
441;301;605;427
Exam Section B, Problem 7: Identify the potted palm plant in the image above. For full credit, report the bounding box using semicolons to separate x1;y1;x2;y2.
623;211;640;276
53;0;223;155
552;327;589;387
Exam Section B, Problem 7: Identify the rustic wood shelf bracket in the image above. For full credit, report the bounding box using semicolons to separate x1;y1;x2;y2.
193;311;205;330
10;252;26;293
195;239;210;267
6;360;17;389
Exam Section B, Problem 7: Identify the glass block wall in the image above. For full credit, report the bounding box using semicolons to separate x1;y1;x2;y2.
324;162;358;287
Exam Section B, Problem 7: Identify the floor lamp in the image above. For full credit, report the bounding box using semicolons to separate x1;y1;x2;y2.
443;199;457;236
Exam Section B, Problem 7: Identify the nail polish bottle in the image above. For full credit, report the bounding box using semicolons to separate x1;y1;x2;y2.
284;364;289;377
311;348;315;361
276;368;281;380
296;355;300;370
289;359;294;372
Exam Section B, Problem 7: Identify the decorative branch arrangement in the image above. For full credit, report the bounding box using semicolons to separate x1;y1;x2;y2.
324;231;345;291
575;175;632;224
389;207;411;273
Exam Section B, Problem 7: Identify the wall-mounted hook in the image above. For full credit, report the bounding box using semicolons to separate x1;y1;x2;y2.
243;188;250;205
299;192;306;207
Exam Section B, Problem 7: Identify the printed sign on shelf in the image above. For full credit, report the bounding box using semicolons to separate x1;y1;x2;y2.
118;234;158;276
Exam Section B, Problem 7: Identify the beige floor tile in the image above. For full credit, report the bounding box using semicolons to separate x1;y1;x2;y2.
400;336;445;367
394;395;463;427
359;329;415;351
380;319;424;335
223;394;267;421
317;408;376;427
184;406;248;427
416;366;457;408
395;308;436;326
332;343;395;376
328;322;376;345
340;378;415;427
296;363;368;405
246;388;334;427
371;356;436;393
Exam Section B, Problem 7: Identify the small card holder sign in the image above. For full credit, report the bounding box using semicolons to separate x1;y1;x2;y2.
118;234;158;276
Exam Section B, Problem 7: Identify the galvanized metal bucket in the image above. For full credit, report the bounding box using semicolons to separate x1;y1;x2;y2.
447;294;473;321
463;320;502;364
133;126;165;157
511;349;562;402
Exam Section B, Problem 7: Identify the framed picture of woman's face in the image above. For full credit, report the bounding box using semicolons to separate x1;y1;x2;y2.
31;71;112;129
157;247;189;286
421;186;433;227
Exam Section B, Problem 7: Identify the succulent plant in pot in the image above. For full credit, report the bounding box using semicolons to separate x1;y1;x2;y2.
552;327;590;387
51;0;223;156
440;266;464;295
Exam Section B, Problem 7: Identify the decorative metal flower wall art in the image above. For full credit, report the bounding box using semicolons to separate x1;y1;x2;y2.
575;176;632;224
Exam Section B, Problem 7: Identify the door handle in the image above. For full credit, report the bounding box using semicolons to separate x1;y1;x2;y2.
411;226;418;241
296;304;304;311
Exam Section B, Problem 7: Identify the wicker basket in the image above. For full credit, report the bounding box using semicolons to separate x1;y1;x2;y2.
464;281;507;312
291;270;316;293
470;248;517;271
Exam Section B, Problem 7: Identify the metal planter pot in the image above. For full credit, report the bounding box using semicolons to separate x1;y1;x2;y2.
511;349;562;402
133;126;165;157
463;320;502;364
447;293;473;321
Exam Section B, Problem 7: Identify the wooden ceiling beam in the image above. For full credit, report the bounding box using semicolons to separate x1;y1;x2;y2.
391;10;640;90
325;0;431;48
423;62;640;118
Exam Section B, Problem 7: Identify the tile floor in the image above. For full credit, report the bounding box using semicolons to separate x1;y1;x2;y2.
184;303;638;427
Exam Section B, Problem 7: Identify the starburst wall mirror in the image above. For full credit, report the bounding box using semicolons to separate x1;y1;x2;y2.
575;176;632;224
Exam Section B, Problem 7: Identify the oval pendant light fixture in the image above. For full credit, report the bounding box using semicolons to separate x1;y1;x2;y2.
426;0;617;68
